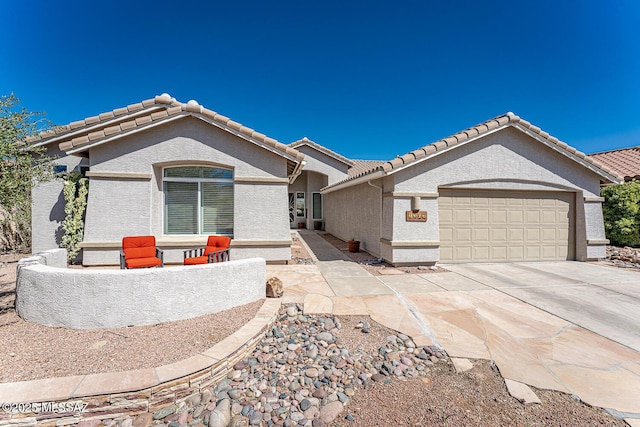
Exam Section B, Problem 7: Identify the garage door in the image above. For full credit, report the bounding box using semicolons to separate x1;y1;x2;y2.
439;189;575;262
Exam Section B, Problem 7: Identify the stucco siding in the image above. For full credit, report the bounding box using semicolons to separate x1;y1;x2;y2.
233;183;291;241
31;146;86;253
83;178;152;241
324;181;381;256
295;145;349;185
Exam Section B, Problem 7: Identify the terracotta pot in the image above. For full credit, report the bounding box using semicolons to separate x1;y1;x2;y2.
347;240;360;253
297;222;305;229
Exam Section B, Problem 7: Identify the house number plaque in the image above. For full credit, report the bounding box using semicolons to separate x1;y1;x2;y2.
405;210;427;222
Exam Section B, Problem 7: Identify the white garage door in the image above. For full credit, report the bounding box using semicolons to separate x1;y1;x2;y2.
439;189;575;262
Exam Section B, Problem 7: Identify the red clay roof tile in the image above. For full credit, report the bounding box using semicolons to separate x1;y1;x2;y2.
588;146;640;181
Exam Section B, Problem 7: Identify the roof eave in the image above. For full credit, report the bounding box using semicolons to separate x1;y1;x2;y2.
321;170;385;194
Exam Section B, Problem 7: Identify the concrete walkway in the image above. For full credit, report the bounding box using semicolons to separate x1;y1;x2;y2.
269;231;640;422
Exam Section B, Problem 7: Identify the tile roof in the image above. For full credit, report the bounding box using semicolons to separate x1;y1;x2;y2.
327;112;621;188
348;160;384;178
29;94;305;163
289;137;354;166
587;146;640;181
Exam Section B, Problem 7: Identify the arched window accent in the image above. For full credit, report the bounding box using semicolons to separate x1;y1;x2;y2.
163;166;233;235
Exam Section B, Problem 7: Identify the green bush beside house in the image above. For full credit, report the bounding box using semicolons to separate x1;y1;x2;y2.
602;180;640;247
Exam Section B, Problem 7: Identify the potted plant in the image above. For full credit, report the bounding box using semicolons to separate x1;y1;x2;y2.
347;238;360;253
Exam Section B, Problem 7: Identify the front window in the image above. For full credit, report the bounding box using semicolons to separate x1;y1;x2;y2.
163;166;233;235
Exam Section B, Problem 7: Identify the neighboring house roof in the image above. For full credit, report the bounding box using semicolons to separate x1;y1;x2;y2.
289;137;354;167
28;94;305;175
587;146;640;181
324;112;622;191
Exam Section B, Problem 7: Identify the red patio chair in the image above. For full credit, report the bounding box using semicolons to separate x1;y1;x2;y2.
183;235;231;265
120;236;164;269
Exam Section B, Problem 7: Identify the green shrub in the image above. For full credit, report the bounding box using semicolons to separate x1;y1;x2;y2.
601;180;640;247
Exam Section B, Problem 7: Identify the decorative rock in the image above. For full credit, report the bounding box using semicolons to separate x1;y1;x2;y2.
305;368;319;378
371;373;386;382
229;415;250;427
266;277;284;298
316;332;334;342
208;399;231;427
286;305;298;317
319;401;344;424
311;388;326;399
300;399;312;411
153;404;177;420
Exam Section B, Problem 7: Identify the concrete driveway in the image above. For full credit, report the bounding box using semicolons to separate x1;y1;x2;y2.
443;262;640;352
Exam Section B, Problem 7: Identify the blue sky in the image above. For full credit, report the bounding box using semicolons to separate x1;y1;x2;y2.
1;0;639;160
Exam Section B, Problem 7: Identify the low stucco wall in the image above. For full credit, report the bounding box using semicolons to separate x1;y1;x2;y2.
15;249;266;329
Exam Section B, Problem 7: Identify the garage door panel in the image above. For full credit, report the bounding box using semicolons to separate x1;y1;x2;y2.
439;189;575;262
492;210;507;223
474;228;490;242
491;246;508;261
491;228;507;241
474;209;490;223
526;246;541;259
455;210;472;223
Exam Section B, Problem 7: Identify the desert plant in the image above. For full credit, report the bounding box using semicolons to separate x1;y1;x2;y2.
0;94;57;251
60;172;88;263
601;180;640;247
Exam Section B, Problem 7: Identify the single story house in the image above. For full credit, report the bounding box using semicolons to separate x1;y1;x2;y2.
587;146;640;182
30;94;621;265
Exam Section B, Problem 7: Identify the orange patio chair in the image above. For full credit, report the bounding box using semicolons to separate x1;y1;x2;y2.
120;236;164;269
183;235;231;265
